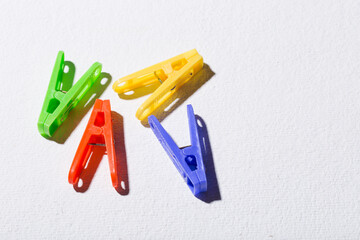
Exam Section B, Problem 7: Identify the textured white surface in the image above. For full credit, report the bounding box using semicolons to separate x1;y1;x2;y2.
1;0;360;239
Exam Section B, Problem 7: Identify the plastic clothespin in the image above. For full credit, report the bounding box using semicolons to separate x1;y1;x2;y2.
38;51;102;138
68;99;118;188
148;104;207;195
112;49;203;121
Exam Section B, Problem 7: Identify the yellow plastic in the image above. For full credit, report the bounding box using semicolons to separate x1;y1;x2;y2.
112;49;203;121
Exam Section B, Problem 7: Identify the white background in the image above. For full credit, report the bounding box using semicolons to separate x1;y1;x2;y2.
1;0;360;239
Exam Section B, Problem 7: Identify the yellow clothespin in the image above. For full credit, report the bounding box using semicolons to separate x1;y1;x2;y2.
112;49;203;121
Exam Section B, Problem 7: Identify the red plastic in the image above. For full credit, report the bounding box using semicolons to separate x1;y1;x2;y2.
68;99;118;188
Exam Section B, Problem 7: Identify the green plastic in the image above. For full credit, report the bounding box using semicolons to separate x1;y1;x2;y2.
38;51;102;138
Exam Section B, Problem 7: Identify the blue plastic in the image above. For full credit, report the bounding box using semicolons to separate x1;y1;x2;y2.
148;104;207;195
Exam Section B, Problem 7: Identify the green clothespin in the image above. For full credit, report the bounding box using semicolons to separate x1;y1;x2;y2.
38;51;102;138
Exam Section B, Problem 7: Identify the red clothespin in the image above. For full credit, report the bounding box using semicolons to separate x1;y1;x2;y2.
68;99;118;188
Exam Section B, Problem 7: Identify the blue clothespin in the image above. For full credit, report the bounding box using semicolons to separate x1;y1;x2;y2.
148;104;207;195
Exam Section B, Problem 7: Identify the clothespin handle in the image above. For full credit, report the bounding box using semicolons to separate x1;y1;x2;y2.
148;115;183;176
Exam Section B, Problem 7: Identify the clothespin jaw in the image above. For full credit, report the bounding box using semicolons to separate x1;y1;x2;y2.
68;99;118;188
148;104;207;195
38;51;102;138
112;49;203;121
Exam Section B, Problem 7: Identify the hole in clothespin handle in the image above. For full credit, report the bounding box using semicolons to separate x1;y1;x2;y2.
164;98;180;112
117;81;126;87
197;119;202;127
77;178;83;187
100;77;109;85
121;181;126;190
124;90;135;96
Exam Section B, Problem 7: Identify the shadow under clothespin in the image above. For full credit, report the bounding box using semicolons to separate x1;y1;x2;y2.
195;115;221;203
51;71;112;144
111;111;130;195
117;81;161;100
61;61;76;91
